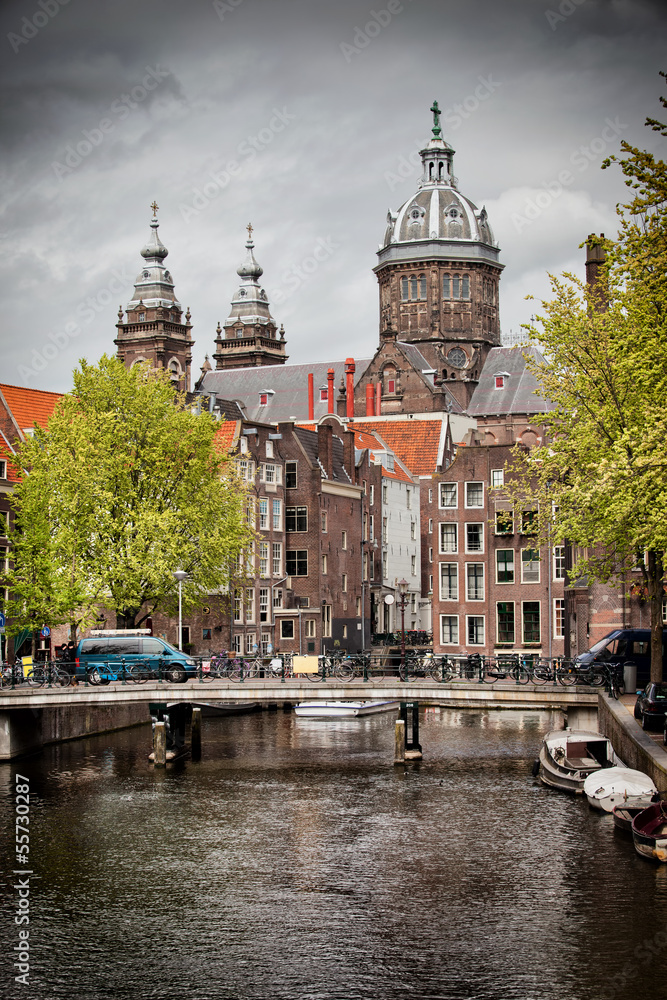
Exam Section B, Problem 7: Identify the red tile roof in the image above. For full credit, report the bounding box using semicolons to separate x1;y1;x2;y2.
350;420;443;476
214;420;240;454
0;437;20;483
0;384;64;436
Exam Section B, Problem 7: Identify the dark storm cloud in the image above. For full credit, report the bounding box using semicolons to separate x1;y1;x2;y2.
0;0;665;389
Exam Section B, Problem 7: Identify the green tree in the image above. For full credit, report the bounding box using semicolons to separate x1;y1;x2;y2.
7;356;252;636
505;75;667;681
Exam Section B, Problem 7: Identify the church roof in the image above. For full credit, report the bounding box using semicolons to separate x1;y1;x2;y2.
127;212;182;313
198;358;372;423
468;346;554;416
377;107;501;272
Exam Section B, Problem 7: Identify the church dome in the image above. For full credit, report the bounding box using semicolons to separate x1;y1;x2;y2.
383;137;497;249
377;104;500;272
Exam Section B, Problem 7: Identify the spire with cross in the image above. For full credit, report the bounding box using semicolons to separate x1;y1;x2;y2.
430;100;442;138
246;222;253;243
150;200;159;218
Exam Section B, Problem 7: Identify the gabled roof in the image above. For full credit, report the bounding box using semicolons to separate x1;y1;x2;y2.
349;418;445;476
199;358;372;424
395;342;464;414
293;426;352;484
0;434;20;483
468;346;553;417
0;384;64;437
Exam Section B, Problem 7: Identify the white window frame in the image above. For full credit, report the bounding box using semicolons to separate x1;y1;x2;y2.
554;598;565;639
440;614;459;646
491;469;504;488
465;563;485;602
465;522;484;554
521;548;540;584
439;562;458;601
466;615;485;646
439;522;458;555
496;549;515;584
439;483;457;509
553;546;565;581
465;481;484;509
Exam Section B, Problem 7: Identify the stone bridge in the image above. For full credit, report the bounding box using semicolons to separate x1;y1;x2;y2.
0;679;598;760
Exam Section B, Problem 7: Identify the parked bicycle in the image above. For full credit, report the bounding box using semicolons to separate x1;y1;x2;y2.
26;661;72;687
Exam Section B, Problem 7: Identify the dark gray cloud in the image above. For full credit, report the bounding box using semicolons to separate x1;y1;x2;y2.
0;0;665;390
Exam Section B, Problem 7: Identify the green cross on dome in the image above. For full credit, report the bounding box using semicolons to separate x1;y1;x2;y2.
430;100;442;138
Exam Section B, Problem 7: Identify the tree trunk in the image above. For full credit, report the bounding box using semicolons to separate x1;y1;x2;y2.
647;549;665;684
116;611;137;629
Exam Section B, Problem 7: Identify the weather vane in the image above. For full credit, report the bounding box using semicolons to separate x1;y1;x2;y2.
151;200;159;218
430;100;441;138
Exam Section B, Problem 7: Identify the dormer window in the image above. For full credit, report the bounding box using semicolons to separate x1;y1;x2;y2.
494;372;511;390
259;393;268;405
320;388;328;401
139;313;145;321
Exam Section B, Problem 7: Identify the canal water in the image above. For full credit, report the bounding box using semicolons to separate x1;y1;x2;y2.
1;707;666;1000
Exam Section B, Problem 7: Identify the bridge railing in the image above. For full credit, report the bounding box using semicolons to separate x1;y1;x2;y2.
0;652;623;694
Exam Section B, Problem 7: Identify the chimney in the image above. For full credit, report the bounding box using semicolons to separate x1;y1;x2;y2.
317;423;333;480
365;383;375;416
308;373;314;421
327;368;335;414
336;376;347;417
345;358;355;419
375;381;382;417
585;233;608;310
343;428;356;484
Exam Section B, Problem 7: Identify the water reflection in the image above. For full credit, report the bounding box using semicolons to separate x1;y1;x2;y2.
0;708;664;1000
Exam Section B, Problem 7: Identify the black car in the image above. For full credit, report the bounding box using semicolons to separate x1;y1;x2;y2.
633;682;667;730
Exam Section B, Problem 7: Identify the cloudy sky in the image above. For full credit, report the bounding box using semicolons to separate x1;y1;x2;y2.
1;0;665;393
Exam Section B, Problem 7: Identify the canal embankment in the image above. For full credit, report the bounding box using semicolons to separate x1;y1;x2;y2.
598;691;667;793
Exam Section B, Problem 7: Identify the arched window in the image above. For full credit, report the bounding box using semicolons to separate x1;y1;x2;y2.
168;359;181;383
429;162;434;180
410;276;418;300
401;277;409;301
438;161;444;180
452;276;460;299
461;275;470;299
443;275;451;300
383;365;397;395
419;275;427;300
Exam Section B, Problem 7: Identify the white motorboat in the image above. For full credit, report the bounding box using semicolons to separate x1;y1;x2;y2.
536;728;624;794
583;766;657;812
294;700;399;718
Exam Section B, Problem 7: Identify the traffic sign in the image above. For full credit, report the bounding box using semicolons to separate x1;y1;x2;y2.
0;612;5;628
41;626;51;638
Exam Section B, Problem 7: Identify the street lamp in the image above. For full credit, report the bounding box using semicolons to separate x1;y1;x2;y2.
397;578;409;679
173;569;188;651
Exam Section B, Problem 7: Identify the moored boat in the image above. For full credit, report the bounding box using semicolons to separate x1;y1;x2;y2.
583;766;657;812
294;700;398;718
612;804;648;834
537;728;624;794
631;802;667;862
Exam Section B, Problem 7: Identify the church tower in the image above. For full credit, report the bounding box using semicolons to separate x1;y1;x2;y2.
115;204;193;391
374;103;503;408
212;226;287;370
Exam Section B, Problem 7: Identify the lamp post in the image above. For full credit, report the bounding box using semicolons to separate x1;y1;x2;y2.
173;569;187;651
397;578;408;680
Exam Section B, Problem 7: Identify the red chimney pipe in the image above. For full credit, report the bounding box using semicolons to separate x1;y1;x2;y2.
365;383;374;416
345;358;355;419
375;382;382;416
327;368;335;414
308;373;314;421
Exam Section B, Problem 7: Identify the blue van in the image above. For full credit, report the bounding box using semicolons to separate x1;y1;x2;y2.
574;628;667;688
75;631;197;684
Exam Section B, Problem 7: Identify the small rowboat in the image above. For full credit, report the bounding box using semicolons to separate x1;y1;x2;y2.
294;701;398;718
537;729;624;794
631;802;667;862
583;766;657;812
612;804;648;834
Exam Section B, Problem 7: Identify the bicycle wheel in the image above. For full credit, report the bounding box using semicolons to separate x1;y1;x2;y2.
27;668;45;687
128;665;149;684
531;662;551;685
510;665;530;685
590;670;606;687
557;666;578;686
335;661;355;682
428;660;445;682
54;668;72;687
